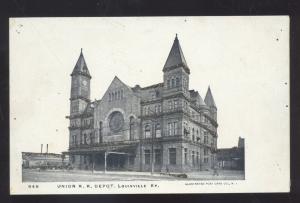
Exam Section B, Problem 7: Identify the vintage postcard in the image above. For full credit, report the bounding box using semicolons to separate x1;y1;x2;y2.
10;16;289;194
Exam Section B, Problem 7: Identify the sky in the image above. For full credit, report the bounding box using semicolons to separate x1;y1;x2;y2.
10;17;289;155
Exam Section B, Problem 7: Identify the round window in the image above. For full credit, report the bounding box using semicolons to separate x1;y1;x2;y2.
109;111;124;133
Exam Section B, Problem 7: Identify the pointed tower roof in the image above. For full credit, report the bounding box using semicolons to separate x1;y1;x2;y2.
189;90;206;106
204;86;217;108
71;48;91;78
163;34;190;74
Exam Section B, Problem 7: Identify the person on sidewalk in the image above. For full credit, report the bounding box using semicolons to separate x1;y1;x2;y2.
213;165;219;176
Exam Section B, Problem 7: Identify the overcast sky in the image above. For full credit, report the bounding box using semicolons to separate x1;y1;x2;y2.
10;17;289;155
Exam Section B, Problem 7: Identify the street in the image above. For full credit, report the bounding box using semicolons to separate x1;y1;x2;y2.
22;169;244;182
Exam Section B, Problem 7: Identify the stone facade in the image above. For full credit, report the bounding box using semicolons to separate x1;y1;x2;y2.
67;35;218;173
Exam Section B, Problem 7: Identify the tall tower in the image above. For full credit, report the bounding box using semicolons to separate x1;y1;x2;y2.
204;86;217;121
68;49;91;149
163;34;190;96
70;49;91;116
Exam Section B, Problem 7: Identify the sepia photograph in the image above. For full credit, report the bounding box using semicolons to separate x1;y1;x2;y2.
10;17;289;194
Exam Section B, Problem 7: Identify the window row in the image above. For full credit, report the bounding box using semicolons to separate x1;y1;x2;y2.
168;99;180;110
166;77;180;89
144;104;162;115
145;148;179;165
144;149;162;165
145;147;208;166
184;148;200;166
71;133;94;145
108;90;124;101
70;119;93;128
144;123;161;138
167;122;178;136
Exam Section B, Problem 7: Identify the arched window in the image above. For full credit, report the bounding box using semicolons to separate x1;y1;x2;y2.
175;77;180;87
112;92;115;100
121;90;124;99
155;123;161;138
144;124;151;138
109;93;111;101
117;91;120;100
129;116;134;140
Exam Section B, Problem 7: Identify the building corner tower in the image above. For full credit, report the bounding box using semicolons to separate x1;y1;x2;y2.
68;49;92;149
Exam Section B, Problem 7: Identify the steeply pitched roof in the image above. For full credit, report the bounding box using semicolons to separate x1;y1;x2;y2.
71;49;91;78
189;90;206;106
204;86;217;108
163;34;190;74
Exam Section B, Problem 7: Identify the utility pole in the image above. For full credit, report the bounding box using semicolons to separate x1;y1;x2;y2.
104;151;107;174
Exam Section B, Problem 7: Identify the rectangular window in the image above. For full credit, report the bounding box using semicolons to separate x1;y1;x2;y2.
72;135;76;146
173;122;178;135
171;78;175;88
145;125;151;138
205;135;208;144
174;99;178;109
90;133;93;144
99;122;103;143
184;148;188;165
144;150;150;165
176;77;180;87
168;123;172;136
168;100;173;110
192;128;195;141
155;123;161;138
204;148;208;155
192;151;195;166
169;148;176;165
154;149;161;165
197;152;199;165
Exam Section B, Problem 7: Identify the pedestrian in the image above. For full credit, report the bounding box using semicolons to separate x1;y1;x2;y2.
166;166;170;175
213;165;219;176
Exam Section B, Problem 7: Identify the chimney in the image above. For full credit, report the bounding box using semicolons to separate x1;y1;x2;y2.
46;144;48;154
41;144;43;154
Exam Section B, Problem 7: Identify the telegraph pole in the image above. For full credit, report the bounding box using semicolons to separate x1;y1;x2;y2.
104;151;107;174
